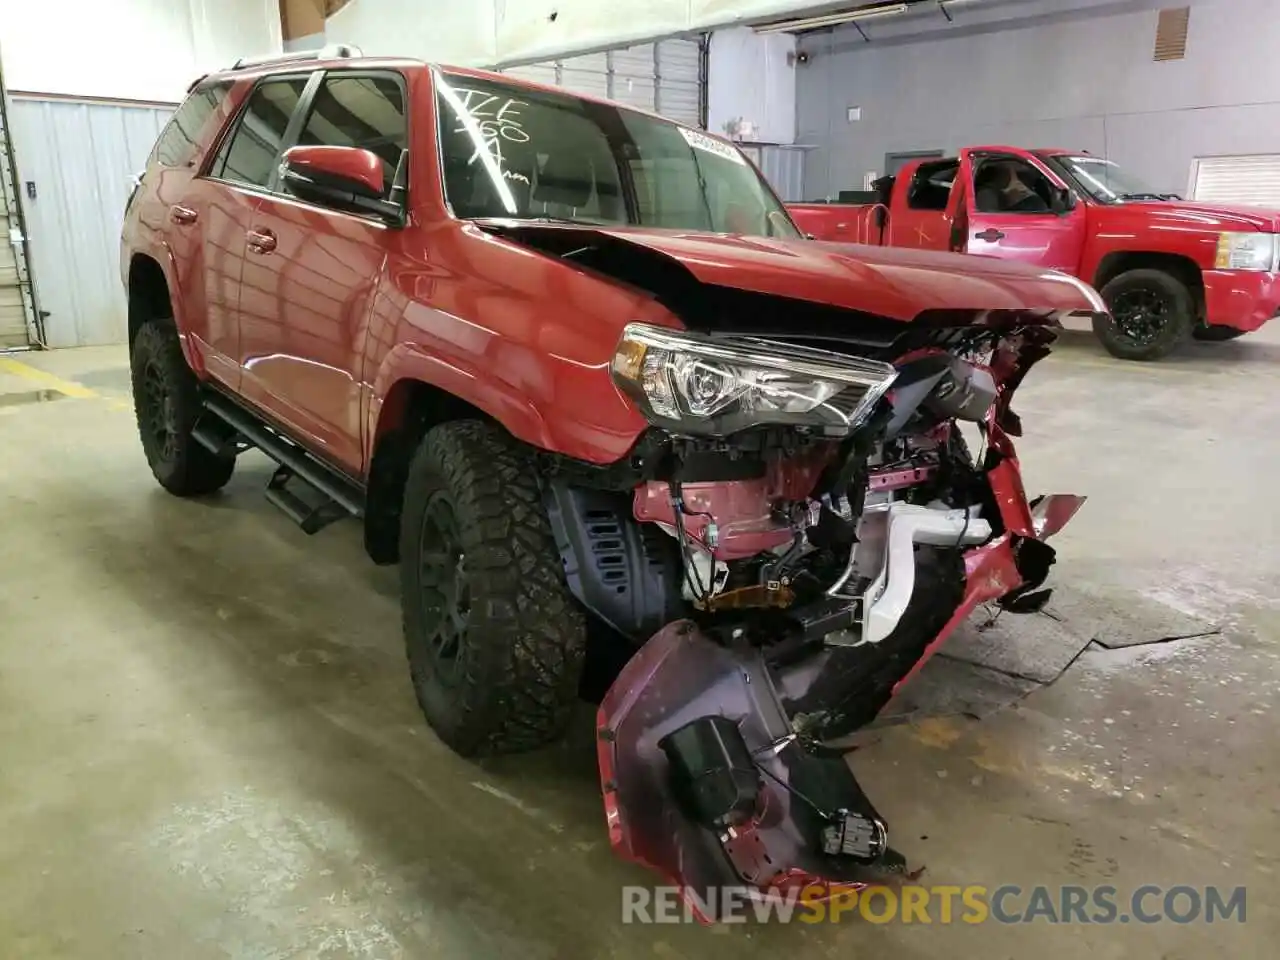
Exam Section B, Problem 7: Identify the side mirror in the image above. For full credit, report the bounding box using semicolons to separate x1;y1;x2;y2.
281;145;402;221
1051;185;1078;214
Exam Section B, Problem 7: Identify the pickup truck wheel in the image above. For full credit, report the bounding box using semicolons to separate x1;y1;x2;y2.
400;420;587;757
130;322;235;496
1094;269;1193;361
1192;323;1247;342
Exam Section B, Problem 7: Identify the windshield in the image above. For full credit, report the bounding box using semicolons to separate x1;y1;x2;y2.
434;72;799;238
1046;155;1174;204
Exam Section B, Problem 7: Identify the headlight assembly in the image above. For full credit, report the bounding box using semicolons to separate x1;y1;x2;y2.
611;323;898;437
1215;232;1279;272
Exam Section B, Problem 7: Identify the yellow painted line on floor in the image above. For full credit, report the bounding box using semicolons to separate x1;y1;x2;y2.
0;356;99;399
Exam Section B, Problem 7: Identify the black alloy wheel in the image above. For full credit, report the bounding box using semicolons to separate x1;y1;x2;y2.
415;493;471;688
1110;287;1169;346
138;357;180;465
1094;268;1193;361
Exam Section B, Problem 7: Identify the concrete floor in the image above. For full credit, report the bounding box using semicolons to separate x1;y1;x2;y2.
1;324;1277;959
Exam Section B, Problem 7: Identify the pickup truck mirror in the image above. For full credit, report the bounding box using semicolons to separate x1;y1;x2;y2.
281;145;403;222
1051;185;1078;215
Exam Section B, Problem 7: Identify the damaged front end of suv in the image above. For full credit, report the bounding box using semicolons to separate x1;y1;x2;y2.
543;299;1088;921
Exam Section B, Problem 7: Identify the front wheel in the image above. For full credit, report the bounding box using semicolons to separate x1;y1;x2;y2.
1094;269;1194;361
399;420;587;757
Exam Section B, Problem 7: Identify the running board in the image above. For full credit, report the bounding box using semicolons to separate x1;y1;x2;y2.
198;392;365;534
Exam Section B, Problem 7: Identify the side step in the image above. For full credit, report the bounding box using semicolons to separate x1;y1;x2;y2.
196;391;365;535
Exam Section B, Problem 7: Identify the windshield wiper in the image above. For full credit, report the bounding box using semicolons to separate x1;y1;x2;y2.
469;214;613;226
1117;193;1169;202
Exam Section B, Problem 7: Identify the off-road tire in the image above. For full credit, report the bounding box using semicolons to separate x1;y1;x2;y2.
130;321;235;496
400;420;587;757
1192;323;1247;342
1093;269;1194;361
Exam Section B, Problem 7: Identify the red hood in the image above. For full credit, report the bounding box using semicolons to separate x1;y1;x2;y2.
590;227;1104;321
1098;199;1280;233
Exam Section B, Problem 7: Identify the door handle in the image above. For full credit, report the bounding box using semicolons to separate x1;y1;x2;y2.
246;229;277;254
170;205;198;225
974;228;1005;242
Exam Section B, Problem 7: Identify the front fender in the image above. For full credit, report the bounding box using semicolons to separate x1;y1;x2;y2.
369;342;555;453
367;340;650;465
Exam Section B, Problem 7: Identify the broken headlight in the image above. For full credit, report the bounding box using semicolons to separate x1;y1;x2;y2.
611;323;897;437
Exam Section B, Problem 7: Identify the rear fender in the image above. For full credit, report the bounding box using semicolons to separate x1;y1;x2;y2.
127;243;205;377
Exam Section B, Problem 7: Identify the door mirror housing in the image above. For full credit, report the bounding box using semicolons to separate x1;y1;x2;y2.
1051;185;1078;215
281;145;403;222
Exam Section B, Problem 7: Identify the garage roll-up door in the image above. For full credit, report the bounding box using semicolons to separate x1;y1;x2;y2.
1191;155;1280;207
502;38;706;128
10;97;171;347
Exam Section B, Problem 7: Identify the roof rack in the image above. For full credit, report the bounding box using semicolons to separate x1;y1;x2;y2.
229;43;363;71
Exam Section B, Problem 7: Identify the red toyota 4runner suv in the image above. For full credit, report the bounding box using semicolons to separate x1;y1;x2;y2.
122;47;1097;911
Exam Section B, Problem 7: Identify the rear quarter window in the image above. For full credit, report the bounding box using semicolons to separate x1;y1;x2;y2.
151;82;233;168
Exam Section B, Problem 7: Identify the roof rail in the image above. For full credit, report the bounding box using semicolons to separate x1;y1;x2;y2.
229;43;363;71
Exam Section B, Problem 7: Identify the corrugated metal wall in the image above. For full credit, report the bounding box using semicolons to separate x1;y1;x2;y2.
10;97;172;347
740;144;809;202
503;37;706;128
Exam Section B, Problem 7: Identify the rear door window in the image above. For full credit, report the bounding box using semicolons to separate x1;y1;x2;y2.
296;73;407;199
906;160;959;211
210;77;310;188
151;82;232;167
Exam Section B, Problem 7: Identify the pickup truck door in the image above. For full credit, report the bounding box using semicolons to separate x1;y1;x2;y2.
958;148;1086;274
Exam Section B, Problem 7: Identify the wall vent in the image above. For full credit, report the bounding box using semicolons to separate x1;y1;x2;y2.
1154;7;1190;61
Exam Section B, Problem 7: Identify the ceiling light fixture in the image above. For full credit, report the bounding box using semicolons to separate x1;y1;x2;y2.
753;3;909;34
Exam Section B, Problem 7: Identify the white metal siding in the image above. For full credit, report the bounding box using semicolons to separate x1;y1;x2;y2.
10;97;172;347
1190;155;1280;207
503;38;705;127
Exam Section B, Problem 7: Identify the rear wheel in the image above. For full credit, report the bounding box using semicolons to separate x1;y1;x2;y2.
1192;323;1247;342
400;420;587;757
130;322;234;496
1094;269;1194;361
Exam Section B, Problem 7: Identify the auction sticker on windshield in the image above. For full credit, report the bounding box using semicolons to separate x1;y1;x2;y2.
679;127;746;165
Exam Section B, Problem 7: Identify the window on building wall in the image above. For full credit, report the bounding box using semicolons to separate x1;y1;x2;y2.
1191;155;1280;207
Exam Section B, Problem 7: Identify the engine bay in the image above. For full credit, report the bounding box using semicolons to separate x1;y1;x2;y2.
543;322;1086;918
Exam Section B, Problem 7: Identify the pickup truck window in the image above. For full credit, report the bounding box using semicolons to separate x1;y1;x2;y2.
211;77;310;188
297;73;407;200
973;156;1054;214
1044;155;1172;203
906;160;959;211
435;72;798;238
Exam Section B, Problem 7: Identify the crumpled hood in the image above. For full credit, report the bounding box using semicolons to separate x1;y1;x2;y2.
587;227;1104;321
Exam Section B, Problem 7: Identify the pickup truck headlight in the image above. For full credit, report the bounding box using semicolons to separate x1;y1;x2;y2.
1215;232;1279;272
611;323;897;437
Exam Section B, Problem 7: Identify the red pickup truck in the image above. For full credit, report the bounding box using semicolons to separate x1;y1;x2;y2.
788;146;1280;360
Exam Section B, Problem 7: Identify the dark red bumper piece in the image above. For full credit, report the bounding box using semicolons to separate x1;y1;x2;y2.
597;621;907;922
